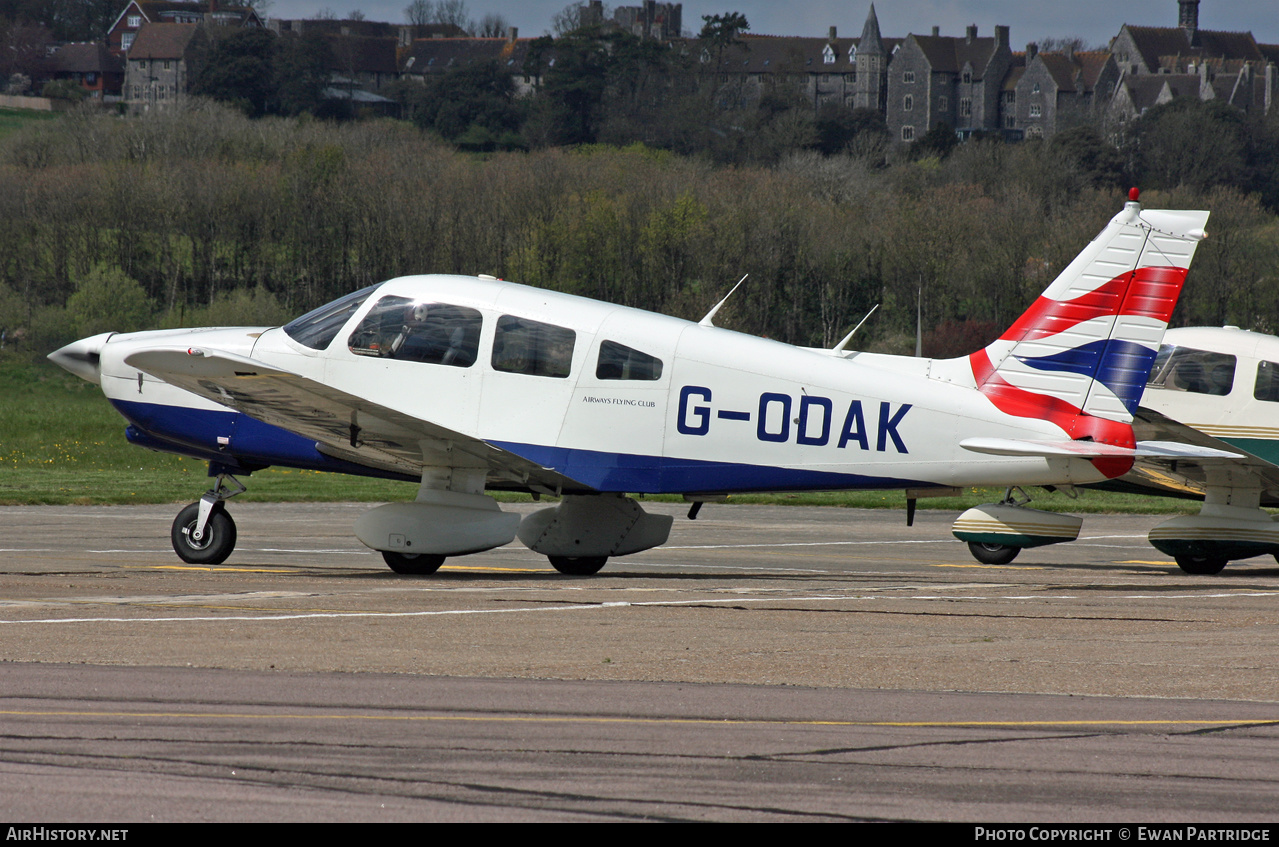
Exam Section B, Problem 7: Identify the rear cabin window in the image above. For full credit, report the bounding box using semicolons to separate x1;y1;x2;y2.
347;296;482;367
491;315;575;378
283;285;378;350
596;340;663;380
1255;361;1279;402
1147;345;1236;396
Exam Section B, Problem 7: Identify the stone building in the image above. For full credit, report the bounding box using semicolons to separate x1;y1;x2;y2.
122;22;206;111
886;24;1013;143
1016;47;1120;138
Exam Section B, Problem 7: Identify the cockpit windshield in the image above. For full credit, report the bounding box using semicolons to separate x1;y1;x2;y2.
283;285;379;350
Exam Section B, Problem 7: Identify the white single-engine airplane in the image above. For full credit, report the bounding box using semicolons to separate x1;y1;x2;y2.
50;191;1220;575
1072;325;1279;574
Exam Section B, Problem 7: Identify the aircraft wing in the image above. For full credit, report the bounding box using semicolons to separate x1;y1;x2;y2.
1112;407;1279;505
123;347;583;492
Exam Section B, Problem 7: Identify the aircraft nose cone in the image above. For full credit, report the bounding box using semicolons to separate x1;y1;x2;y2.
48;332;114;384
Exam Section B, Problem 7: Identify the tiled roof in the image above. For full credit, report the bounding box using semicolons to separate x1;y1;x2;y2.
50;42;123;74
1121;25;1263;67
399;37;533;75
704;34;903;75
127;22;199;59
324;35;398;74
907;33;1004;77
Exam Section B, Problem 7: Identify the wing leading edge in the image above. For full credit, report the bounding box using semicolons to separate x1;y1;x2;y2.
124;347;584;493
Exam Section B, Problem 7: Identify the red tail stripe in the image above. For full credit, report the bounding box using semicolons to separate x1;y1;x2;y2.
997;266;1187;344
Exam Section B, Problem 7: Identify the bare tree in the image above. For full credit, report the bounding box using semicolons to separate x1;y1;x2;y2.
432;0;473;32
404;0;435;27
476;12;510;38
552;2;608;37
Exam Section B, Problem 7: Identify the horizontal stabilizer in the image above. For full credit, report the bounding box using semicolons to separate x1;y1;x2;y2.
960;437;1241;460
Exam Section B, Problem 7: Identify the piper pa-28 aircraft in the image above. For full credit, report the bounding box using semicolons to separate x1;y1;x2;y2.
50;190;1222;576
1074;325;1279;574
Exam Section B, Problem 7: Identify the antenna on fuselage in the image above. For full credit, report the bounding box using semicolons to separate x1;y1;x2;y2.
829;303;879;355
699;274;749;327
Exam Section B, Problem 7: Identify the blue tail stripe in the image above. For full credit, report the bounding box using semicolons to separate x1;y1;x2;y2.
1018;339;1158;413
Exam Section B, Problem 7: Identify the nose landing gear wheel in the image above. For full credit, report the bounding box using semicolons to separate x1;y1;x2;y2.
172;502;237;565
548;555;608;575
381;551;446;574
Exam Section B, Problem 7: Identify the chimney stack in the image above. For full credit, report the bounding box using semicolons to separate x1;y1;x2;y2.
829;26;837;41
1027;42;1038;61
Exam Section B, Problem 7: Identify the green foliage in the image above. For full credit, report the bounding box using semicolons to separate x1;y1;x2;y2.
66;265;154;337
191;28;278;117
1126;98;1248;192
2;104;1279;355
40;78;87;103
406;60;524;150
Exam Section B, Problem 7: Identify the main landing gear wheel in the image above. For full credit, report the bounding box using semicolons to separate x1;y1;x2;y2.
548;555;608;575
967;542;1020;565
172;502;237;565
1175;554;1227;575
381;551;446;575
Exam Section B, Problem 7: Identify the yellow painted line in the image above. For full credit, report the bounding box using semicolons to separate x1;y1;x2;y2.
0;709;1275;730
933;564;1047;570
1118;560;1177;565
440;565;546;574
135;566;297;574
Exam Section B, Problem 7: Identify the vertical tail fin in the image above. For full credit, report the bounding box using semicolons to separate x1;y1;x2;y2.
971;190;1209;449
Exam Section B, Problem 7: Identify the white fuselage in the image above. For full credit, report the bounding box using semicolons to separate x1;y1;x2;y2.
95;275;1111;494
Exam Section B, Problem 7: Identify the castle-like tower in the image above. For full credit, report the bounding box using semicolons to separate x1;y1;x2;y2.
852;4;887;111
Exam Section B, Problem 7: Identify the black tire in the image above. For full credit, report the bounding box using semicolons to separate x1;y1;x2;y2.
548;555;608;575
381;550;445;575
171;502;237;565
967;541;1020;565
1175;554;1227;575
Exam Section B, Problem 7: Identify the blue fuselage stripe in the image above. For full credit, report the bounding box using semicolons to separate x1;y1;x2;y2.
111;399;930;493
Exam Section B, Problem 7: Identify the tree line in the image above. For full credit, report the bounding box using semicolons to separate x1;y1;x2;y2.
1;101;1277;361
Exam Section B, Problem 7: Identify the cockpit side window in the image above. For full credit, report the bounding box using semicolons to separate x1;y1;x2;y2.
1147;345;1236;396
491;315;575;378
283;285;378;350
596;340;663;380
1255;361;1279;402
347;296;482;367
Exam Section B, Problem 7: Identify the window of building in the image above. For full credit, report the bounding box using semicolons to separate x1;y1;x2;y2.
1032;82;1041;94
1029;103;1042;117
121;32;134;51
962;70;972;84
822;45;835;64
960;98;972;117
127;15;141;27
492;315;575;378
1255;361;1279;402
938;95;948;110
137;59;146;70
163;60;170;71
903;94;912;111
903;70;914;83
596;341;663;381
1147;345;1236;396
901;125;915;141
348;297;483;366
